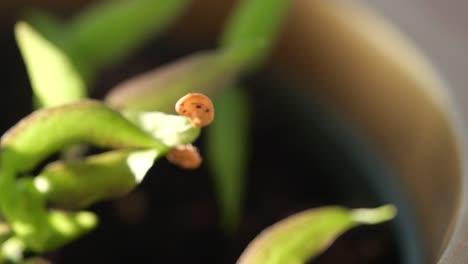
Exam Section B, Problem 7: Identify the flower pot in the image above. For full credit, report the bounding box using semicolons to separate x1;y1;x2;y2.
270;1;463;263
169;0;465;263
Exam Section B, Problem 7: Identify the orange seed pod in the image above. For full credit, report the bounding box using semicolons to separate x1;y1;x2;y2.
166;144;202;170
175;93;214;128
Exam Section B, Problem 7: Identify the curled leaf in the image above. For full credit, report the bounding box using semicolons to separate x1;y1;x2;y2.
237;205;397;264
0;175;98;253
0;100;165;172
35;149;159;209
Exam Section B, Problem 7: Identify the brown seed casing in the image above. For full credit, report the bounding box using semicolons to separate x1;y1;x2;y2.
175;93;214;128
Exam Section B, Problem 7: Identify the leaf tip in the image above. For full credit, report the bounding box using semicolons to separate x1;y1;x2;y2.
351;204;397;225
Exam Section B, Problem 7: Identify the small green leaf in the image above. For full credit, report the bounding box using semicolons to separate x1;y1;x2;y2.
207;88;250;232
64;0;189;74
36;149;159;209
0;175;97;253
220;0;290;70
1;178;50;252
237;205;397;264
123;111;201;147
0;100;165;172
14;22;86;107
105;48;252;112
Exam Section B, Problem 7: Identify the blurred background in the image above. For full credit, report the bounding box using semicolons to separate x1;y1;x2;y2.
364;0;468;119
2;0;467;136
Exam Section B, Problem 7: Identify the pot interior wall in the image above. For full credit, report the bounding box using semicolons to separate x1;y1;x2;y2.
168;1;463;262
270;1;462;263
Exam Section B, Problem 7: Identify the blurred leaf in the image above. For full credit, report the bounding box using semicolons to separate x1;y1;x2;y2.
237;205;397;264
22;9;64;45
0;178;51;252
36;149;159;209
0;100;165;172
0;176;98;253
0;228;13;262
207;88;250;232
63;0;189;75
0;236;25;262
15;22;85;107
220;0;290;70
45;210;98;252
105;48;252;112
123;111;200;147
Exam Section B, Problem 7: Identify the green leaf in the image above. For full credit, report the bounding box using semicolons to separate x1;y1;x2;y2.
105;48;253;112
220;0;290;70
237;205;397;264
206;88;250;232
0;99;165;172
0;236;25;262
0;175;98;253
15;22;86;107
35;149;159;209
64;0;189;74
123;111;201;147
0;178;52;252
45;210;98;252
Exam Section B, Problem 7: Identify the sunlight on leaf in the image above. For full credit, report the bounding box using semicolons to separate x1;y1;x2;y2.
123;111;200;147
207;88;250;232
0;172;98;254
2;178;50;252
0;100;165;172
0;237;24;262
15;22;85;107
237;205;397;264
47;210;97;237
36;149;159;209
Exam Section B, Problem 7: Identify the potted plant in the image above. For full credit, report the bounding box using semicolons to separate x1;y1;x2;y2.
0;0;464;263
